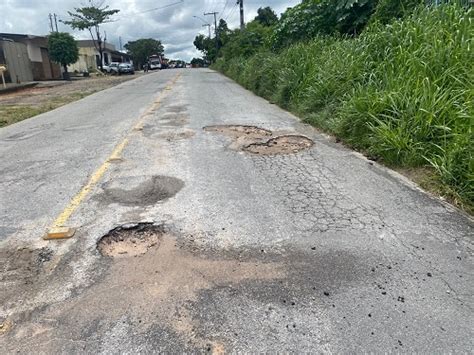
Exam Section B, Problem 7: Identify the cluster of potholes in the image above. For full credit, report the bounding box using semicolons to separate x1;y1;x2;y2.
204;125;314;155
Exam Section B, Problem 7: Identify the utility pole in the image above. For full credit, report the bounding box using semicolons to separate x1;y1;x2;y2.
202;24;211;38
238;0;244;30
53;13;59;32
48;13;54;32
119;36;123;51
204;11;219;52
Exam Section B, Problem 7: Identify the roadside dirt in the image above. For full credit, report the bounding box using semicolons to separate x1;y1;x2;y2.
0;74;141;127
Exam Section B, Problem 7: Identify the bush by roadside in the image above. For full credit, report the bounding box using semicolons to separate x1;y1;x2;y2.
213;4;473;212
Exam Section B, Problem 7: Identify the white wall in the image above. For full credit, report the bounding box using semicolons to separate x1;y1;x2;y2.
26;43;42;62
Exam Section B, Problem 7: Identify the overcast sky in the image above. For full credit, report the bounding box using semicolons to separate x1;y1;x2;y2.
1;0;301;61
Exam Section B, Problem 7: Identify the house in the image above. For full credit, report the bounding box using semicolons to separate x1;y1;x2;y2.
68;40;132;73
0;33;61;82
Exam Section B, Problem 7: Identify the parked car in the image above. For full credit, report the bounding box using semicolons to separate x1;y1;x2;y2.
103;62;120;74
119;63;134;75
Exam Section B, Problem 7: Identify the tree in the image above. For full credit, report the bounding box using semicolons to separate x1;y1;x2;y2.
194;34;217;62
272;0;378;48
254;7;279;26
62;1;119;71
124;39;164;69
193;19;231;62
190;58;205;67
372;0;423;24
48;32;79;80
216;19;231;48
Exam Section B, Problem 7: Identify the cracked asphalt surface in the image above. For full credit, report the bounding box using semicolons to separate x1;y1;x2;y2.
0;69;473;353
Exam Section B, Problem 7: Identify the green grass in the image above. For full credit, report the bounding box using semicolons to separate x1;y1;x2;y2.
213;3;473;212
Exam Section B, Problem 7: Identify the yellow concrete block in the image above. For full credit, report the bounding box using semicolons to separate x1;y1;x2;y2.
43;227;76;240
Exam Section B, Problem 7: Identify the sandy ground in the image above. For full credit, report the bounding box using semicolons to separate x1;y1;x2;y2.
0;74;143;107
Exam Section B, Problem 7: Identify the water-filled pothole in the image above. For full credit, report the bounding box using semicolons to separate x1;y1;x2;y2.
204;125;272;139
97;223;165;258
100;175;184;206
243;135;314;155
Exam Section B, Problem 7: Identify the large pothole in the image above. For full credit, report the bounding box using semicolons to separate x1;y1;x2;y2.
243;135;314;155
204;125;314;155
97;223;165;258
99;175;184;206
204;125;272;139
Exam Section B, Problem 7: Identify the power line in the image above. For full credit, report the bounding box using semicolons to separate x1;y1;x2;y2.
218;0;232;21
138;0;184;15
224;4;239;22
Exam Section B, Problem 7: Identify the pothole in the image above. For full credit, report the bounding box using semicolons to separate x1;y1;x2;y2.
100;175;184;206
243;135;314;155
97;223;165;258
204;125;272;139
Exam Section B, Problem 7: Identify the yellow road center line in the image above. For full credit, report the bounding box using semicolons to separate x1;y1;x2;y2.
47;73;181;233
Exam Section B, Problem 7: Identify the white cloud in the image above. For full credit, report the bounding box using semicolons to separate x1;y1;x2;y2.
1;0;301;61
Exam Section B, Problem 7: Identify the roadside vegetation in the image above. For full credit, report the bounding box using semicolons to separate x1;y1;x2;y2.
197;1;473;212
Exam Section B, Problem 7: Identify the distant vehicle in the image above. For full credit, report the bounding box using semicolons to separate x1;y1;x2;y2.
119;63;134;75
149;55;162;70
103;62;120;74
148;55;169;70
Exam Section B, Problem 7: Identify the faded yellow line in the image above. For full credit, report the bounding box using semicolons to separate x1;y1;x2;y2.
49;73;181;230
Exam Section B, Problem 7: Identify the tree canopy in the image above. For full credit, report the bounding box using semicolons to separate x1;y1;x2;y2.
254;7;279;26
48;32;79;79
124;39;164;69
62;1;119;70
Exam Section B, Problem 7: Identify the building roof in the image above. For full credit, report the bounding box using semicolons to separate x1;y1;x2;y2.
0;33;49;47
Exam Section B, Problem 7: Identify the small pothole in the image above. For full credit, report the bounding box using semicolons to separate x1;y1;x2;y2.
204;125;272;139
97;223;165;258
243;135;314;155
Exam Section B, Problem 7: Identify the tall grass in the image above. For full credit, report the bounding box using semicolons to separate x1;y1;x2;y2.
214;3;473;209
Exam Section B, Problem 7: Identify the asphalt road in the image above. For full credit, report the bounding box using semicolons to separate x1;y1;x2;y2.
0;69;472;353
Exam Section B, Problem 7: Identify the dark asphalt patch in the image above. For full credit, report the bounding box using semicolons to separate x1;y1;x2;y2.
97;223;164;258
99;175;184;206
243;135;314;155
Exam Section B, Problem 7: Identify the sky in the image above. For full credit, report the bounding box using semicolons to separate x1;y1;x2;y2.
1;0;301;61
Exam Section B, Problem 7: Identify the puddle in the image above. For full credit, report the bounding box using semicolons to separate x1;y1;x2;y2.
97;223;164;258
243;135;314;155
100;175;184;206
